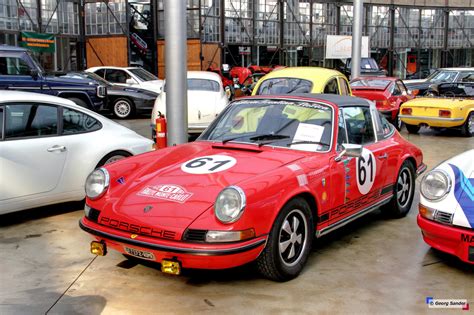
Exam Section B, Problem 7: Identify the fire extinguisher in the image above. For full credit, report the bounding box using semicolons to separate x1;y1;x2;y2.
155;114;167;148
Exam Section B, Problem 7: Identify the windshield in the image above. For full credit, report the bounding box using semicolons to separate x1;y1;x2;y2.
200;99;333;152
256;78;313;95
348;58;380;70
27;52;44;72
426;70;458;83
62;72;111;86
129;68;158;81
350;79;391;89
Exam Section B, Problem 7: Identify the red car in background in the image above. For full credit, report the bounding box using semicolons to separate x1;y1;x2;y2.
350;77;417;130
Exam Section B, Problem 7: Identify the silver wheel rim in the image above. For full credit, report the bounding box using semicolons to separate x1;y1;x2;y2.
278;209;308;267
114;100;131;118
397;167;413;208
104;155;126;165
468;114;474;134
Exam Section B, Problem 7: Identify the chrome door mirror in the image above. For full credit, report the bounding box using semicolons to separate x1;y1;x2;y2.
335;143;363;161
126;78;136;85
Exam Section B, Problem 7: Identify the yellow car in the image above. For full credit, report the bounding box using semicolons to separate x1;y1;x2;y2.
251;67;352;96
399;83;474;137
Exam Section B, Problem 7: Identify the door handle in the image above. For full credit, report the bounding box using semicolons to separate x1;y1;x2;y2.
377;153;388;160
47;145;66;152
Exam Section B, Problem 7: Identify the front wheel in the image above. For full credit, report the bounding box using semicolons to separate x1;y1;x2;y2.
96;150;132;167
256;197;314;282
461;112;474;137
113;98;135;119
381;161;415;218
405;124;420;134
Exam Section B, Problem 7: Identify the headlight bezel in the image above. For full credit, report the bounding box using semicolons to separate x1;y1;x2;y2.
420;169;452;201
214;186;246;224
85;168;110;200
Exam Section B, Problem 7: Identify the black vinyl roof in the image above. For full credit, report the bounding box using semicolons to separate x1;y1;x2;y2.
247;93;371;107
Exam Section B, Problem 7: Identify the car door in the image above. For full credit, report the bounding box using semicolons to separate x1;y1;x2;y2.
0;103;67;201
0;52;42;92
328;105;388;224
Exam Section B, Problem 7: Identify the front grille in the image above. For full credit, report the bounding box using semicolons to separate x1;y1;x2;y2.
97;85;106;98
87;207;101;223
182;229;207;242
434;211;453;225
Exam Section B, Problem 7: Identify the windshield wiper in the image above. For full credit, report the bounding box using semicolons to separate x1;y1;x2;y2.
249;134;290;147
287;140;329;147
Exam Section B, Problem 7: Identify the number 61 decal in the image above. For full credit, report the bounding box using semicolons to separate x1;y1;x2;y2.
356;148;376;195
181;155;237;174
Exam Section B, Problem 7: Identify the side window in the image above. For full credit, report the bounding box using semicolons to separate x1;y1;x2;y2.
0;56;31;75
396;81;407;94
460;72;474;82
338;77;351;95
62;108;102;135
94;69;106;78
379;113;394;139
5;104;58;139
342;107;375;145
337;109;348;149
392;82;402;96
324;78;340;94
105;69;130;84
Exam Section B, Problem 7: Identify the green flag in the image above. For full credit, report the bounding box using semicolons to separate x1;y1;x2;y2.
20;32;55;53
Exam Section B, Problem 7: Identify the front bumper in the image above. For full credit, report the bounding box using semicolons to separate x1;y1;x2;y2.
417;214;474;264
79;218;267;269
399;115;464;128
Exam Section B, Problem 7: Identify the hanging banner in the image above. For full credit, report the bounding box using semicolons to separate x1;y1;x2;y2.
20;32;55;53
325;35;369;59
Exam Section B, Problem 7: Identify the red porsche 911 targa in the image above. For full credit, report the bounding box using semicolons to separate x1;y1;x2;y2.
80;94;426;281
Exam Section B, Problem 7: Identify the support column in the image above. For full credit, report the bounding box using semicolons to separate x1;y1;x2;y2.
78;0;87;70
351;0;363;80
164;0;188;145
151;0;158;75
279;0;284;65
388;5;395;77
441;9;449;67
220;0;226;64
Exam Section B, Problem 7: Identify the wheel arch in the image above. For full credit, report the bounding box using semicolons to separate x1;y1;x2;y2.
276;190;320;229
95;149;134;168
57;91;93;106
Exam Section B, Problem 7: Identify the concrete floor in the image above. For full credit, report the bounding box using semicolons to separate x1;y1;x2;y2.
1;121;473;315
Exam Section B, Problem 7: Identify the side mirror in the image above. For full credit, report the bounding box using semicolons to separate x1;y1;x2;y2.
335;143;363;162
126;78;136;85
30;69;39;80
411;89;419;96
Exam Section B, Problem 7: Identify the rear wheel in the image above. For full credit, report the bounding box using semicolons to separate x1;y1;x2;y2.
113;98;135;119
381;160;415;218
405;124;420;134
96;150;132;167
68;97;88;108
256;197;313;282
461;112;474;137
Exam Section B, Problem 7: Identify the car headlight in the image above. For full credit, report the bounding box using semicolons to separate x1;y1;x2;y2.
214;186;246;223
420;169;451;201
85;168;110;200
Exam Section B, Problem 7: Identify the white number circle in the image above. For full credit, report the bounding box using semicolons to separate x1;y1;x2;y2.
355;148;376;195
181;155;237;174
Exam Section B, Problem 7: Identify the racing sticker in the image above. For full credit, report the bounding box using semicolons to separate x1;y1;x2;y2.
138;184;193;203
181;155;237;174
356;148;376;195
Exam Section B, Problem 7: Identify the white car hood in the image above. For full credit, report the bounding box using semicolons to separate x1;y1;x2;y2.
139;80;163;94
403;79;426;84
152;91;223;124
421;149;474;229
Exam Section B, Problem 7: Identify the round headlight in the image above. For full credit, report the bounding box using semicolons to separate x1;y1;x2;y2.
420;169;451;201
214;186;246;224
85;168;110;200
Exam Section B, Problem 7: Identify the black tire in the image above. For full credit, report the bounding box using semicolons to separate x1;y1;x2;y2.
113;98;135;119
256;197;314;282
68;97;88;108
381;160;416;218
461;112;474;137
96;150;132;167
405;124;420;134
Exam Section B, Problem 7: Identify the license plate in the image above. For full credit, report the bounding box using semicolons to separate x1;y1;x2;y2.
124;246;156;261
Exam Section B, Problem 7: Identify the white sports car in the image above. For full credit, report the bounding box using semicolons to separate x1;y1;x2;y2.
151;71;229;136
0;91;154;214
86;66;163;95
418;149;474;264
